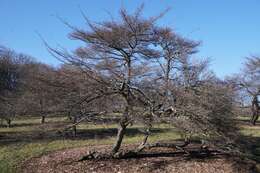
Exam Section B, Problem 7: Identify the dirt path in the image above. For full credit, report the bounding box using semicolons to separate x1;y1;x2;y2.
20;145;256;173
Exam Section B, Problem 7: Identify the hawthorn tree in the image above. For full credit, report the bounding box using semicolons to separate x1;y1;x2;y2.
47;7;240;157
49;7;164;154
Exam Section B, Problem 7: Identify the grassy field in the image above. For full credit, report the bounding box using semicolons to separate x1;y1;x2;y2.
0;116;259;173
0;116;181;173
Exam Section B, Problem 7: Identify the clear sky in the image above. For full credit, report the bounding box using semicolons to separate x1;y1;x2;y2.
1;0;260;78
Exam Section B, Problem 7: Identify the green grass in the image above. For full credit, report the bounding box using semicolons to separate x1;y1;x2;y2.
0;117;180;173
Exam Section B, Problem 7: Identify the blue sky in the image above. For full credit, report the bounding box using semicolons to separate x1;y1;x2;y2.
1;0;260;78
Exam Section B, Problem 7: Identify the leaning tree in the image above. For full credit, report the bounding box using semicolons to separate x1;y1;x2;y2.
47;7;240;157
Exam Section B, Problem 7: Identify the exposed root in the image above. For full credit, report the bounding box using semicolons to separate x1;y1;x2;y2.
78;150;135;161
136;140;190;153
78;141;225;162
78;150;111;161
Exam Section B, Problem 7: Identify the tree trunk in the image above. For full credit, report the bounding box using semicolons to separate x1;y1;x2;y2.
251;95;259;125
136;134;149;152
6;119;11;128
112;123;127;154
40;98;45;124
41;115;45;124
111;55;131;154
251;112;258;125
72;116;77;137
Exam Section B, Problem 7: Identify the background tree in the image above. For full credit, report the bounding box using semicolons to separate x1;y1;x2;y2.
232;56;260;125
22;62;62;124
0;46;32;127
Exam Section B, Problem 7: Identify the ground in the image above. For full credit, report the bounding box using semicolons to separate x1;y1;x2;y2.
0;116;260;173
20;145;254;173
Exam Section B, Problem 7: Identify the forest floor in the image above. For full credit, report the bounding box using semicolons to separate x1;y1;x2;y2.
1;116;260;173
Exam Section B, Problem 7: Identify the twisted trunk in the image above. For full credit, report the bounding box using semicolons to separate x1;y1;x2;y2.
112;55;132;154
112;122;127;154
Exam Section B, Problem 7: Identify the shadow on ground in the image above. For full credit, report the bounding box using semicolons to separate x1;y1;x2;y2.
0;123;172;146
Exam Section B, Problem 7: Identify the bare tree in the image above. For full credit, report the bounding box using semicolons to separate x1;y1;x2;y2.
0;46;32;127
45;6;240;157
48;6;165;154
232;56;260;125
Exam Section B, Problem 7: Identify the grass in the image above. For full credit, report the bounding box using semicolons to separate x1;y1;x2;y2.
238;116;260;163
240;124;260;137
0;139;116;173
0;116;180;173
0;115;259;173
